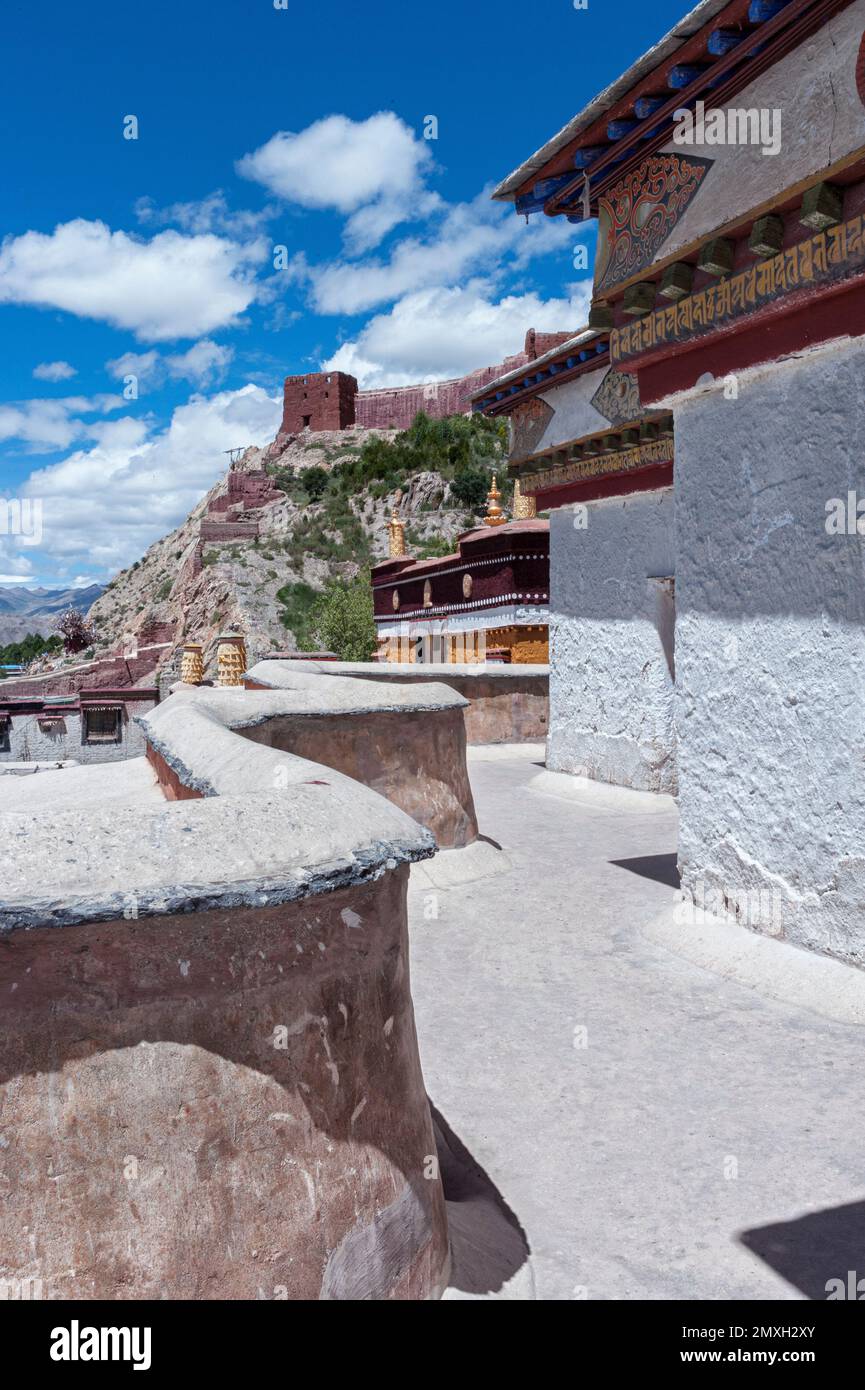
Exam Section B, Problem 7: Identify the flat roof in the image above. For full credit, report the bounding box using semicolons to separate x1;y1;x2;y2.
470;328;602;400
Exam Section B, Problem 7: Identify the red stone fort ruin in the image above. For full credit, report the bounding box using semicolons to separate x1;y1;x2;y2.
279;330;574;436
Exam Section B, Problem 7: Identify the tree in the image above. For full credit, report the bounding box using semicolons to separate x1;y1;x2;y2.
302;465;330;502
449;466;493;514
0;632;62;668
55;607;97;655
311;571;377;661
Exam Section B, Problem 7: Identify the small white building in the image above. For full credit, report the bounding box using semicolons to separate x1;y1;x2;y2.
0;688;158;766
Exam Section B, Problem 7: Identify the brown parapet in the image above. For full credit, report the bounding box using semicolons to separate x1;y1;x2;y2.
238;705;479;849
146;741;203;801
0;866;449;1300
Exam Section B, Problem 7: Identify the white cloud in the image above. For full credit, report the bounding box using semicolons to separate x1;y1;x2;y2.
238;113;435;251
106;339;234;391
135;191;275;240
323;282;593;388
33;360;77;382
0;394;125;450
305;189;574;315
13;385;282;581
0;219;268;342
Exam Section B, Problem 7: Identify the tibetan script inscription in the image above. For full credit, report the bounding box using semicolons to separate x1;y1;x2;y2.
609;216;865;365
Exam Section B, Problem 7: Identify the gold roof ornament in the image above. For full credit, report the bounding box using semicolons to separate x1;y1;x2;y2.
388;505;406;557
180;640;204;686
512;476;537;520
216;630;247;688
483;474;507;527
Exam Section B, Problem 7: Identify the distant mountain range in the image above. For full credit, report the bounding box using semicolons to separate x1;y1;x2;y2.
0;583;104;646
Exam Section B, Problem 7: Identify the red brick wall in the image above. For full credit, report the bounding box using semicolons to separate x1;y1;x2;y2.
199;520;260;542
209;471;282;513
276;329;575;437
281;372;358;434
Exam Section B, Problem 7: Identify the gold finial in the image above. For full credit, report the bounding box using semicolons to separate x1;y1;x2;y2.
512;476;537;520
484;473;507;527
388;506;406;557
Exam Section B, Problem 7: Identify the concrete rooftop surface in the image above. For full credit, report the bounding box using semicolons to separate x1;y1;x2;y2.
0;756;163;813
410;745;865;1302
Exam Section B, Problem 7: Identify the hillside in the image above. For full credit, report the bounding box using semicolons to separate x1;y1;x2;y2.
83;412;508;679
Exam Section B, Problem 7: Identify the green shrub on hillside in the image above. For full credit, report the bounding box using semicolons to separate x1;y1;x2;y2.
330;411;506;501
311;572;377;662
276;580;321;646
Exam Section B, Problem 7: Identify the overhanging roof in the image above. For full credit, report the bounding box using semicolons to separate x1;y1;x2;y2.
493;0;733;201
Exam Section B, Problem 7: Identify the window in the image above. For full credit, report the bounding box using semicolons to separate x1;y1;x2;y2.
0;719;9;753
302;415;311;428
83;707;122;745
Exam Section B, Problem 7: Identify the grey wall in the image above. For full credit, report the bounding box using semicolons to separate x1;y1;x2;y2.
0;703;154;765
548;488;676;792
674;336;865;966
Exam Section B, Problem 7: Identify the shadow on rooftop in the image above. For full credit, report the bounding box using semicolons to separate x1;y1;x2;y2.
431;1103;532;1297
739;1199;865;1299
609;852;680;890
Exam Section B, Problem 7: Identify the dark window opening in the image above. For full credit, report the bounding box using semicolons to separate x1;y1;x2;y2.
83;708;122;745
0;721;9;753
302;415;311;428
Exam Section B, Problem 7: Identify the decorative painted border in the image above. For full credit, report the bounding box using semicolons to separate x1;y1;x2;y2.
521;439;673;495
610;215;865;365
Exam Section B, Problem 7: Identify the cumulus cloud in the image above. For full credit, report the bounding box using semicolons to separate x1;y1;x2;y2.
14;385;282;580
106;339;235;391
0;394;125;450
305;190;575;315
238;113;436;252
323;282;593;388
33;360;77;382
0;219;268;342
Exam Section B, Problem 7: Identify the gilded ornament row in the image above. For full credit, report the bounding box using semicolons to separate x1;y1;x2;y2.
520;439;673;495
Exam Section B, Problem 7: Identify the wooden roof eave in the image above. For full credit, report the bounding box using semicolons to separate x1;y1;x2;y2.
492;0;731;202
545;0;852;220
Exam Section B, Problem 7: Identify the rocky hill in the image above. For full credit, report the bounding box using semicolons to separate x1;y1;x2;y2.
82;417;505;682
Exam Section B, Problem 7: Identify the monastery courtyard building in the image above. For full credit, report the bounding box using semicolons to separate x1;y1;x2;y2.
4;0;865;1330
475;0;865;971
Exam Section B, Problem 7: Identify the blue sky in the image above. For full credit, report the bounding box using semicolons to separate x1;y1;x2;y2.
0;0;687;587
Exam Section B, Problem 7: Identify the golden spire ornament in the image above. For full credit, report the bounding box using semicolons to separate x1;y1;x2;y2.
483;474;507;527
512;476;537;520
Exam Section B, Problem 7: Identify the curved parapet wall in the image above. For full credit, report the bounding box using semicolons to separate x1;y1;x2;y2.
0;728;450;1299
252;659;550;746
226;666;479;848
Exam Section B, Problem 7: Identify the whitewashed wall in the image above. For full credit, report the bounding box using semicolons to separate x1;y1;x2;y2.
673;336;865;966
0;703;154;765
548;488;676;792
